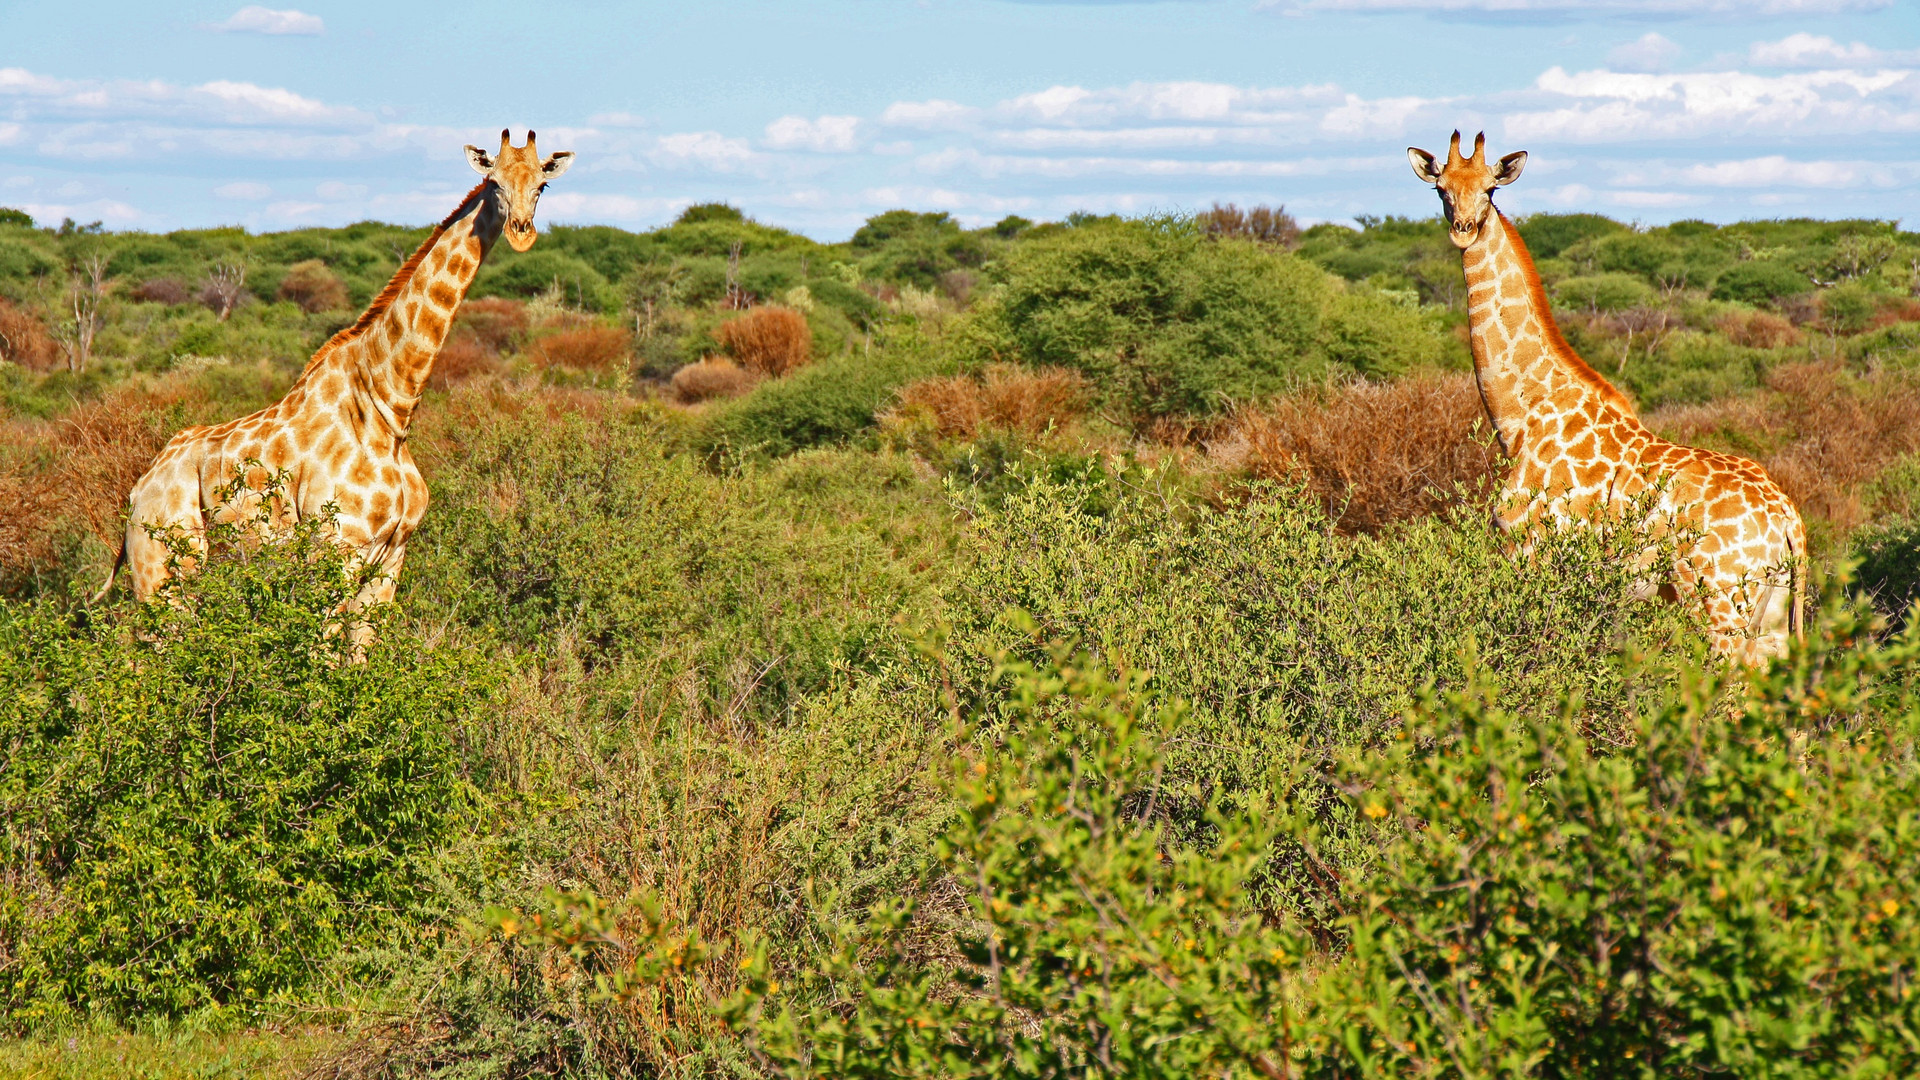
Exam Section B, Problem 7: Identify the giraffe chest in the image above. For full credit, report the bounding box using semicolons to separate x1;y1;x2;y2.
196;407;428;548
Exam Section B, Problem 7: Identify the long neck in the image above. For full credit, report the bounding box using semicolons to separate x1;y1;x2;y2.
1460;211;1637;454
311;181;503;439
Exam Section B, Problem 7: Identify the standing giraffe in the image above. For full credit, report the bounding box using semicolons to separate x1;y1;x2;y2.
95;130;573;623
1408;132;1804;663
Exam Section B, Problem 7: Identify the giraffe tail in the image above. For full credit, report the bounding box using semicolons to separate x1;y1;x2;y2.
89;535;126;605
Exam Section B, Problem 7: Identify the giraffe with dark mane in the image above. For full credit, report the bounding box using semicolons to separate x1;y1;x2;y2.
95;130;573;634
1410;131;1805;663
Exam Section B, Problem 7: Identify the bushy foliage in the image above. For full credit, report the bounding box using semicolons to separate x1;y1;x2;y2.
1713;260;1814;304
730;644;1312;1080
699;329;949;459
0;484;488;1023
1315;595;1920;1077
966;218;1336;419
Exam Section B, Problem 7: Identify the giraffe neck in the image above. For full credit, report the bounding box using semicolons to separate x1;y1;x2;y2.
1460;210;1638;454
305;181;503;439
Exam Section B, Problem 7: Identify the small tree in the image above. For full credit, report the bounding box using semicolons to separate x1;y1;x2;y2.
58;252;108;373
199;261;248;322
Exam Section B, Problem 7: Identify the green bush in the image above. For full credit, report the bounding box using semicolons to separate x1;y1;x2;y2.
1823;282;1880;334
1319;289;1449;378
699;331;948;460
1553;272;1654;313
1713;261;1815;305
1316;596;1920;1076
1517;213;1627;260
472;249;617;311
966;218;1332;419
0;488;487;1023
944;474;1696;924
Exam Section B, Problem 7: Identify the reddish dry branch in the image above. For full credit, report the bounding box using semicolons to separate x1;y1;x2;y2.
456;298;530;354
670;357;760;404
428;332;502;390
1207;372;1501;531
1650;361;1920;530
1715;311;1803;349
276;260;351;314
891;364;1089;438
0;299;59;371
529;325;632;374
0;378;212;575
718;306;812;377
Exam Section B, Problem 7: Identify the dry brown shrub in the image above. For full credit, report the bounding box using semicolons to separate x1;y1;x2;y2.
0;378;212;581
717;306;812;377
1651;360;1920;530
0;299;59;371
1206;372;1501;531
1716;310;1802;349
427;332;501;391
275;259;350;313
528;325;632;374
1872;296;1920;329
130;277;191;305
1198;202;1301;249
891;364;1089;438
670;357;760;403
456;298;528;354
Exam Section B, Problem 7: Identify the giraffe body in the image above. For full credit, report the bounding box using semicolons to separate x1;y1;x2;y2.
1412;133;1805;663
99;132;573;620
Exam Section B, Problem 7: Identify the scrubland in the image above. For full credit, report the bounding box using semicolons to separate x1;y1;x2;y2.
2;202;1920;1078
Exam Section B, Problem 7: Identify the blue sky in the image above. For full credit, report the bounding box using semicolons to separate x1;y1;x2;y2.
3;0;1920;238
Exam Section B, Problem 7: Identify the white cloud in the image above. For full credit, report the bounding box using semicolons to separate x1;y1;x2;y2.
880;99;978;130
210;6;324;35
316;181;368;199
650;131;757;171
917;147;1390;179
764;114;862;152
1747;33;1920;68
214;181;272;199
1506;66;1920;142
1675;155;1916;187
1607;32;1682;74
1264;0;1887;14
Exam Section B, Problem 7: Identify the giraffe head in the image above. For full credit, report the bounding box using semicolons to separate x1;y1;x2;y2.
1408;131;1527;250
465;129;574;253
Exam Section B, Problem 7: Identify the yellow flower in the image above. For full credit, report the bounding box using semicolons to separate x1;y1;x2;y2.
1883;899;1900;918
1364;803;1387;819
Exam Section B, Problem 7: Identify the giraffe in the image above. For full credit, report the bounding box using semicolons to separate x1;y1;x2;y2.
94;130;573;631
1408;131;1805;663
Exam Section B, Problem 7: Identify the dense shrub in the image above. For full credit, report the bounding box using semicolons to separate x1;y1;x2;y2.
1207;372;1499;530
1554;272;1654;313
1713;260;1814;304
1517;212;1629;260
700;331;947;459
274;259;350;313
129;276;191;305
718;306;813;376
1318;597;1920;1076
966;218;1333;419
0;299;58;371
886;364;1088;440
527;324;631;374
671;356;760;403
0;496;487;1022
472;250;616;312
1319;289;1447;378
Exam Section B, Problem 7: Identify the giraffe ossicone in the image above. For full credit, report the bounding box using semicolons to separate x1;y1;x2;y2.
1410;130;1806;664
94;130;574;640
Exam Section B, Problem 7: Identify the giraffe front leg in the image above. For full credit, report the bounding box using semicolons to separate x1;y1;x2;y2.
342;541;407;657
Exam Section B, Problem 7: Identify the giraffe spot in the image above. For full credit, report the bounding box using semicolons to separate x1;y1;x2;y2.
418;310;448;341
351;456;376;486
427;281;457;309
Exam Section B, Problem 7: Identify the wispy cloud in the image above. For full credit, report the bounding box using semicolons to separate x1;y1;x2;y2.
1747;32;1920;67
209;6;324;36
1262;0;1887;16
764;115;863;152
1607;32;1681;73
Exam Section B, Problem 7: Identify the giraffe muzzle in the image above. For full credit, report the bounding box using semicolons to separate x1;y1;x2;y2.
505;219;538;253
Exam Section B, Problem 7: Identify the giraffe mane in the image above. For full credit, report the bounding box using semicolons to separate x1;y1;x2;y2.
304;179;494;370
1496;210;1639;418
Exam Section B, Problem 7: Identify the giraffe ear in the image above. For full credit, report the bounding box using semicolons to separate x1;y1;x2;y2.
464;145;494;176
1493;150;1528;187
541;151;575;179
1409;147;1443;185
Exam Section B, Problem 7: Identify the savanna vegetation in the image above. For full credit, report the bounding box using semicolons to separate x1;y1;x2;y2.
2;198;1919;1078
